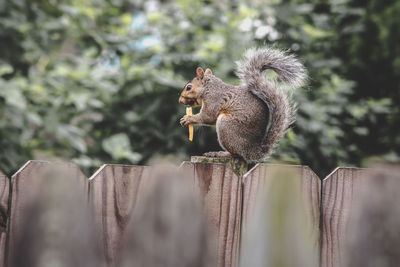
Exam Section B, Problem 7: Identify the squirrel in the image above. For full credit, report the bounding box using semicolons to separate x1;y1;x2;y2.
179;47;307;161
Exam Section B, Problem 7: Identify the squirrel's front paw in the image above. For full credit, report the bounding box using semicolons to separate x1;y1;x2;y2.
180;115;191;126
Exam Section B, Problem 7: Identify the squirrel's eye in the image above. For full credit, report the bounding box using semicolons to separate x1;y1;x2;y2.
186;85;192;91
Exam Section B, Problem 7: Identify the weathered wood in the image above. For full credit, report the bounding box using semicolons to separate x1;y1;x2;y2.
242;164;321;241
343;165;400;267
191;156;248;178
182;159;242;267
5;159;395;267
320;167;369;267
7;160;48;261
119;165;215;267
241;164;320;266
7;161;88;266
0;171;9;267
88;164;152;267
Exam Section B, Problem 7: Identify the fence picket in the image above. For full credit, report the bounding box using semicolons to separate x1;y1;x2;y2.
241;164;321;266
181;161;242;267
88;164;152;267
7;161;88;266
320;167;369;267
343;166;400;266
0;170;9;267
7;160;49;262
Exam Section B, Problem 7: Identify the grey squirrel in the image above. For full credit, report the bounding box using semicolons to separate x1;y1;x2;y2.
179;47;307;161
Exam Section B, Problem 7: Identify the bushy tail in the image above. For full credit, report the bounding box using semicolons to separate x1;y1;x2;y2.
236;47;307;158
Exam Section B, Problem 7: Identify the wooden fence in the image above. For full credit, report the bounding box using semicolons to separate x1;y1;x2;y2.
0;157;397;267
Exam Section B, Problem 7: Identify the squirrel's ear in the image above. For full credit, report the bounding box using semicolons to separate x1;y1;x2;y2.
205;68;213;75
196;67;204;79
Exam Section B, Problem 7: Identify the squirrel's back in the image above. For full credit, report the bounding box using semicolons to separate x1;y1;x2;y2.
216;47;307;160
238;47;307;160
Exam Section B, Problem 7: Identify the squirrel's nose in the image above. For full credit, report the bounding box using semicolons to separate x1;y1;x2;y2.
179;96;185;104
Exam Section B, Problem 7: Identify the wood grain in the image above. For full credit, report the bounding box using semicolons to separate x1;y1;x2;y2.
2;159;386;267
320;167;368;267
241;164;321;266
344;165;400;267
0;170;9;267
118;164;215;267
7;161;88;266
88;164;152;267
181;161;242;267
7;160;49;261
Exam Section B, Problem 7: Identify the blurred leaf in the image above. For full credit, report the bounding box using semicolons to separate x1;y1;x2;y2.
102;133;142;163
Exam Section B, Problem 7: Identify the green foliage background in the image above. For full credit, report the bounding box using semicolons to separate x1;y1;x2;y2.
0;0;399;177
